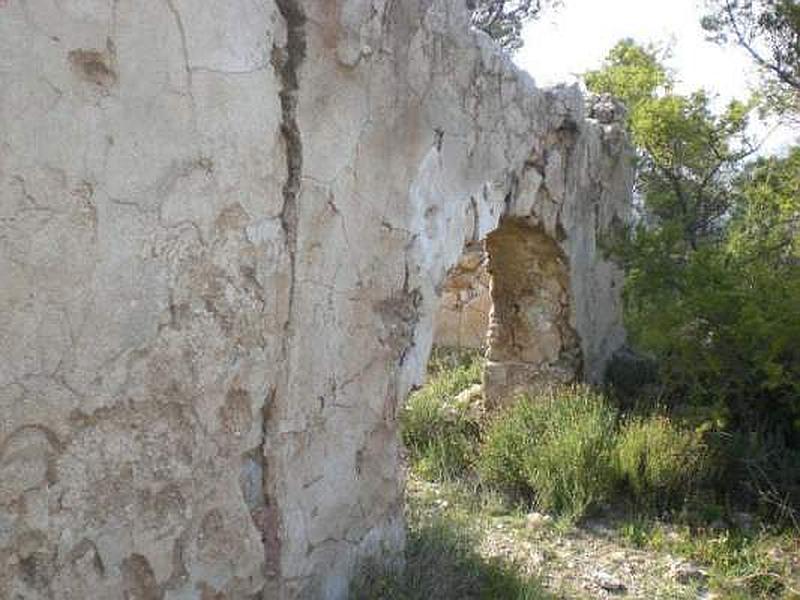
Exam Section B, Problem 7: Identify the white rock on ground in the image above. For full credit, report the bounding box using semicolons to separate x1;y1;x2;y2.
0;0;632;598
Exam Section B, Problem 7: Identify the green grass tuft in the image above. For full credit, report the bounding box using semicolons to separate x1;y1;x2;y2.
400;349;483;481
479;385;619;522
614;414;711;510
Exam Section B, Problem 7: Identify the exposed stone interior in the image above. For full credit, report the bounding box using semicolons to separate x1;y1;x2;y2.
436;216;601;404
433;243;491;349
0;1;631;598
483;218;581;404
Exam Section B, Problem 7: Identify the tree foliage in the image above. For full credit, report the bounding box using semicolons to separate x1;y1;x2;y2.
703;0;800;118
586;40;756;248
584;40;670;108
467;0;557;51
585;41;800;456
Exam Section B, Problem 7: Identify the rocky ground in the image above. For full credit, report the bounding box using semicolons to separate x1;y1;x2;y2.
479;511;707;599
407;477;800;600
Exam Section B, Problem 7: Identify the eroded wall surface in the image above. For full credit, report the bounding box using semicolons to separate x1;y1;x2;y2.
433;243;490;349
0;1;631;598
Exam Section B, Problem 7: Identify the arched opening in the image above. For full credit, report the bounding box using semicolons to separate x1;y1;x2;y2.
483;218;580;404
432;217;580;405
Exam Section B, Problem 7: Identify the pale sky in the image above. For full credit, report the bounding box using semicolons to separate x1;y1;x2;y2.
516;0;797;153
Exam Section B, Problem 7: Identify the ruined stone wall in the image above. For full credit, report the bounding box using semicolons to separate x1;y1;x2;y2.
433;243;491;349
0;1;631;598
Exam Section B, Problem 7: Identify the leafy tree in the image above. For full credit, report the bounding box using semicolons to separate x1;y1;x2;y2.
467;0;558;51
586;40;756;249
586;40;800;437
587;39;800;510
584;40;671;108
728;147;800;265
703;0;800;119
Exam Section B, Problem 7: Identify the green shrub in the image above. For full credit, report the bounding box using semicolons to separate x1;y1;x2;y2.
527;387;620;519
614;415;711;509
604;346;659;405
475;395;548;498
479;386;619;521
400;354;483;481
715;428;800;525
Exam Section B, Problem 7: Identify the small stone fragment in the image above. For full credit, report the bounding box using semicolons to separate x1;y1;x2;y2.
593;570;627;593
671;561;709;585
525;511;553;529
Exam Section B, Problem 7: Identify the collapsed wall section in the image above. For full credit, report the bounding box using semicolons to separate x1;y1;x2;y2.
0;1;631;598
484;219;580;402
433;243;491;350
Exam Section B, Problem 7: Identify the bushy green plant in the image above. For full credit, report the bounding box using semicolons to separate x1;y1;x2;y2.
526;387;619;519
715;429;800;527
469;0;558;52
479;386;619;521
400;353;483;481
614;415;711;509
603;347;664;417
475;395;549;498
589;40;800;511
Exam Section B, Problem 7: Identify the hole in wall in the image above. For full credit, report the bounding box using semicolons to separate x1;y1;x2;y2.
430;217;582;406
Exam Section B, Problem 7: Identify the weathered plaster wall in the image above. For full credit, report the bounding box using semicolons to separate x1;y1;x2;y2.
481;92;631;403
0;1;631;598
